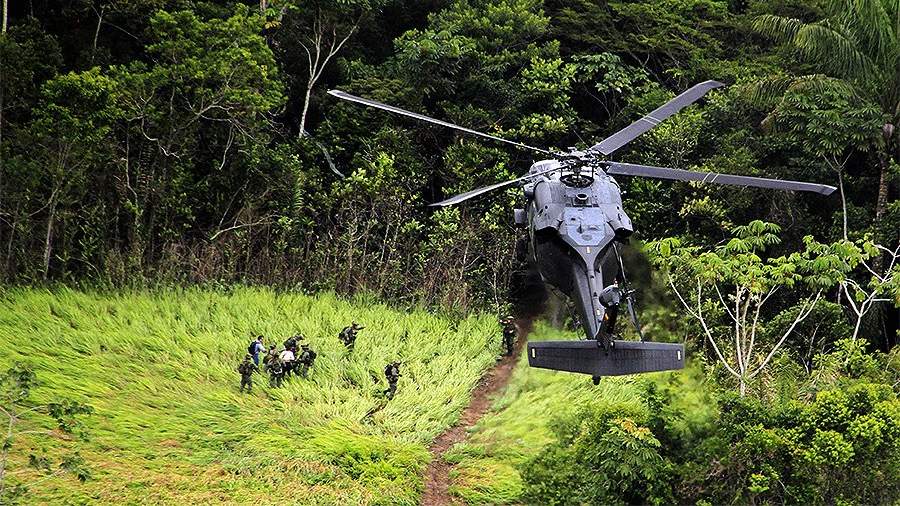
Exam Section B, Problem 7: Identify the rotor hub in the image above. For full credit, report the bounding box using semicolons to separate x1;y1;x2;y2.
560;172;594;188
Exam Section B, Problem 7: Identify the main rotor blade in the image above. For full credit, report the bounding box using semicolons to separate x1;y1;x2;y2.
328;90;552;155
430;166;561;207
589;80;726;156
606;162;837;195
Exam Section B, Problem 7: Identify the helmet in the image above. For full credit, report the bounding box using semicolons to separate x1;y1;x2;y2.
352;321;364;329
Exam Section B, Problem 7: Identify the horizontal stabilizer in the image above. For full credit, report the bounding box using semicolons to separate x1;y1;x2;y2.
527;340;685;376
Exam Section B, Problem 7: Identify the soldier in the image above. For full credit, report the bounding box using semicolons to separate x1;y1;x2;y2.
338;322;364;350
237;354;259;393
268;355;284;388
297;344;318;378
262;344;278;372
384;361;401;400
283;334;302;353
502;316;517;356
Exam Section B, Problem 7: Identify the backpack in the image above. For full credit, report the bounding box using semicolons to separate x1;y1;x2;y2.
271;358;283;373
248;341;257;354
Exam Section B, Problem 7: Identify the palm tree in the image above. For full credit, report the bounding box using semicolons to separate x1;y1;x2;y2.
751;0;899;223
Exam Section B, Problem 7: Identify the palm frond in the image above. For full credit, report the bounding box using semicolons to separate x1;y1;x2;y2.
748;75;860;135
783;74;858;96
843;0;899;67
794;21;879;81
745;74;856;106
751;14;804;43
744;76;799;106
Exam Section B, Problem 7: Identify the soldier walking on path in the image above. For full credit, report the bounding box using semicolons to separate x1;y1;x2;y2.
384;361;401;400
338;322;364;350
237;354;259;393
501;316;517;356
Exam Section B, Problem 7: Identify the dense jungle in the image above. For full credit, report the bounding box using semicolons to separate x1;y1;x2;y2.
1;0;899;504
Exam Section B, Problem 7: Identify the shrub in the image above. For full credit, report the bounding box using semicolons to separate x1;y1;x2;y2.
520;403;674;505
520;345;900;505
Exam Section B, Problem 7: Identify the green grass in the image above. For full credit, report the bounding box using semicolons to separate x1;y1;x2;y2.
444;324;699;505
0;286;503;504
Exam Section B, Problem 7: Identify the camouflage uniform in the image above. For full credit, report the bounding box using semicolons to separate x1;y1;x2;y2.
268;356;284;388
262;345;278;372
298;345;318;378
338;322;364;350
283;335;300;353
237;355;259;393
384;362;401;400
502;317;517;356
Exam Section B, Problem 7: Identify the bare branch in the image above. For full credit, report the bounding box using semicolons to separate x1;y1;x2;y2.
750;291;822;378
693;279;741;378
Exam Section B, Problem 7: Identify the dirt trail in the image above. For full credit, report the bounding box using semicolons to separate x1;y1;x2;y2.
420;322;529;506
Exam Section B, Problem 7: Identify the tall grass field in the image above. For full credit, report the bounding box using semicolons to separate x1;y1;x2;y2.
0;287;502;504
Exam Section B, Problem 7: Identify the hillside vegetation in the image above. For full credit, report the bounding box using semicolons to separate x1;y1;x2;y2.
446;326;900;505
0;287;501;504
444;326;712;504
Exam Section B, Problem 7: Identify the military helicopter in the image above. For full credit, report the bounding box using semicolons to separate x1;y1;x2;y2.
328;82;836;381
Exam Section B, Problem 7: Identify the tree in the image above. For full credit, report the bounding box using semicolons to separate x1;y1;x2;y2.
0;364;92;504
752;0;900;224
814;238;900;341
648;221;847;395
22;69;122;280
278;0;383;136
759;86;882;240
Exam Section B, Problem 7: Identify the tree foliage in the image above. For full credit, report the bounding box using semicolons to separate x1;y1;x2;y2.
521;342;900;505
0;0;896;342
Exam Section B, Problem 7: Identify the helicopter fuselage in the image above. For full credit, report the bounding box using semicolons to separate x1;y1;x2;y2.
516;159;634;343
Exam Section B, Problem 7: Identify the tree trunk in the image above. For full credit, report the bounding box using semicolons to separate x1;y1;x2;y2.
299;83;313;137
837;167;848;240
876;153;890;223
872;153;892;274
43;194;57;281
2;0;7;34
851;305;865;340
91;6;105;64
4;211;16;278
